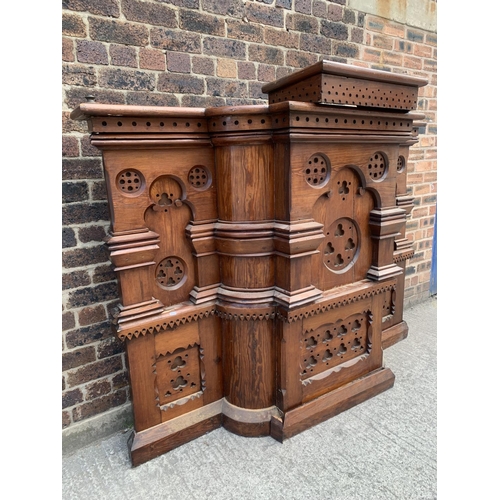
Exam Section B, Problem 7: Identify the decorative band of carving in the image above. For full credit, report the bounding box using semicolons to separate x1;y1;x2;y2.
276;280;396;324
116;303;216;341
394;249;415;263
159;391;203;412
216;305;275;322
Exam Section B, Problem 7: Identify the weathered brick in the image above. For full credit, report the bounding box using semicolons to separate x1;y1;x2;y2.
238;61;256;80
78;225;106;244
257;64;276;82
217;58;238;79
227;19;263;42
160;0;199;7
67;355;123;388
206;78;248;98
245;2;284;27
63;410;71;428
80;136;100;157
62;158;103;180
109;44;137;67
97;337;125;359
62;202;110;225
65;320;115;349
63;0;120;17
72;388;127;422
382;51;403;66
286;13;319;33
122;0;176;27
327;4;343;22
294;0;312;14
407;28;425;43
300;32;332;54
126;92;180;107
62;311;76;331
139;48;166;71
372;34;393;50
63;245;109;269
85;379;112;400
286;50;318;68
67;282;119;309
65;87;125;109
76;40;108;65
62;346;96;372
62;13;87;37
180;9;224;36
93;265;115;285
366;16;383;32
320;20;348;40
63;388;84;409
89;17;148;47
151;28;201;53
248;45;284;65
79;305;108;327
62;136;79;157
343;9;356;24
351;27;364;44
158;73;204;94
333;42;359;59
62;37;74;62
62;270;91;290
180;94;226;108
203;37;246;59
112;372;129;390
62;65;97;87
166;52;191;73
98;68;155;91
312;0;327;18
192;56;215;76
62;181;89;203
63;111;87;133
202;0;243;16
263;27;299;49
357;12;365;27
248;81;267;100
403;55;422;70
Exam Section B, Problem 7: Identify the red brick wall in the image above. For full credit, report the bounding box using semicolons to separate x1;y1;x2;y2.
62;0;437;433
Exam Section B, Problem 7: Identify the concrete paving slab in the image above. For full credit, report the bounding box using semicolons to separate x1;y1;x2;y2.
62;297;437;500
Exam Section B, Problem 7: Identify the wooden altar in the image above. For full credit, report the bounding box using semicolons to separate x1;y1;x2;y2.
71;61;427;466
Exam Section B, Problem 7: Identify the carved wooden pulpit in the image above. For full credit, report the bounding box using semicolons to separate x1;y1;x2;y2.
71;61;427;466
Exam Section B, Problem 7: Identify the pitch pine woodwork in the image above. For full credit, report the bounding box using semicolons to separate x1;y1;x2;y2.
71;61;427;466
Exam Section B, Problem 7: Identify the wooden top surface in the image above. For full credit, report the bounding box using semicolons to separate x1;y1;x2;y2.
262;60;428;93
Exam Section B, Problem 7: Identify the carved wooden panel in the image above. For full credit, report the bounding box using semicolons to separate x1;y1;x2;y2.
71;61;426;466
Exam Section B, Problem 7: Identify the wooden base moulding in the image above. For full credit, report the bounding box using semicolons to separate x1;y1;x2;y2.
71;61;427;466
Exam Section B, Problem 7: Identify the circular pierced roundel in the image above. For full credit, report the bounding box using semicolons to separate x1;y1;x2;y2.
156;257;186;289
116;169;144;195
323;218;359;272
397;155;406;173
305;153;330;187
368;152;387;181
188;165;211;190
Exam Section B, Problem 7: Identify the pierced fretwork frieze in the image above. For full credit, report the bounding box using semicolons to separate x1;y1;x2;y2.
300;311;371;382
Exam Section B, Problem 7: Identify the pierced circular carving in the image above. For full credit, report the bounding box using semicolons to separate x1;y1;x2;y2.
156;257;187;289
323;218;359;272
368;152;388;181
305;153;330;187
397;155;406;173
116;169;144;195
188;165;211;190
